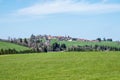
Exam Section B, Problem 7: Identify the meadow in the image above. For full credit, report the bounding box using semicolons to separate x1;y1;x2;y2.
0;41;30;51
51;39;120;48
0;52;120;80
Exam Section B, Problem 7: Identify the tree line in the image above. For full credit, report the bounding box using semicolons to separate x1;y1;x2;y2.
0;42;66;55
1;42;120;55
67;45;120;52
0;48;34;55
0;35;120;55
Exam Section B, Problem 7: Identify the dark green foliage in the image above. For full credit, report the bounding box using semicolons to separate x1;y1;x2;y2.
107;38;112;42
24;38;28;44
52;42;67;51
19;38;22;43
96;38;101;42
67;45;120;52
43;46;48;53
0;48;37;55
60;43;66;51
52;42;60;51
103;38;106;41
0;49;4;55
0;48;17;55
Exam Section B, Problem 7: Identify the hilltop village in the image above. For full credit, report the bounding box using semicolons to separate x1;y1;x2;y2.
0;34;119;55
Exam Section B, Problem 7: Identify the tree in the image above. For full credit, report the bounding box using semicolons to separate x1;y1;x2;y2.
52;42;60;51
96;38;101;42
60;44;66;51
43;46;48;53
30;34;36;43
19;38;22;43
103;38;106;41
1;49;4;55
107;38;112;42
24;38;28;44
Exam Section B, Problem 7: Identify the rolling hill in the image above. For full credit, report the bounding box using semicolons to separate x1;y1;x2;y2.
0;41;30;51
50;39;120;48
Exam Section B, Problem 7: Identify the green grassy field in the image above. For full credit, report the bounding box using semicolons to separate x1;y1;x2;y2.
0;41;30;51
0;52;120;80
50;39;120;48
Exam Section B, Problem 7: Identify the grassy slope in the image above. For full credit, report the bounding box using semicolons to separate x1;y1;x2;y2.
50;39;120;48
0;52;120;80
0;41;30;51
60;41;120;47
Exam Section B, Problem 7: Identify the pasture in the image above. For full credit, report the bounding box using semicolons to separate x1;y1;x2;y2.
50;39;120;48
0;41;30;51
0;52;120;80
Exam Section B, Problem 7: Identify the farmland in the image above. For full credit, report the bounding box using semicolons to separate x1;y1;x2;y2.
0;41;30;51
50;39;120;48
0;52;120;80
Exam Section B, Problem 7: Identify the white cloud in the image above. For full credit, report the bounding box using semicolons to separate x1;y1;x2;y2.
14;0;120;16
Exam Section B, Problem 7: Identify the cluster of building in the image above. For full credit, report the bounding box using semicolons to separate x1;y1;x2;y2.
30;34;98;42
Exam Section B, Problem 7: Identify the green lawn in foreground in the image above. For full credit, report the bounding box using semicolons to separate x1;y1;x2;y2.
0;41;30;51
0;52;120;80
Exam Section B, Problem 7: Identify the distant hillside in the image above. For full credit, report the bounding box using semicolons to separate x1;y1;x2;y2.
50;39;120;48
0;41;30;51
1;34;120;54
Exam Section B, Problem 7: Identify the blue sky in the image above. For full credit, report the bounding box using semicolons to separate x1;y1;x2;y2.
0;0;120;40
